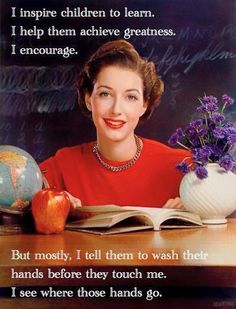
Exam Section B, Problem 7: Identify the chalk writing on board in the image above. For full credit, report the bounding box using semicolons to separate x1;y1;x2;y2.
0;66;78;115
147;41;236;76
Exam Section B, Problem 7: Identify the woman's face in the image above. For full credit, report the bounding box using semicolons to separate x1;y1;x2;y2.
85;65;147;143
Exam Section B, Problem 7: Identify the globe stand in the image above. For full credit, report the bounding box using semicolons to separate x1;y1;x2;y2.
0;205;34;235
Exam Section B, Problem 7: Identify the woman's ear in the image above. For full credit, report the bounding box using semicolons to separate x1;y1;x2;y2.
85;93;92;111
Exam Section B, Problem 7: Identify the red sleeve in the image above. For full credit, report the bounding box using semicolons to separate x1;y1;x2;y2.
39;156;65;190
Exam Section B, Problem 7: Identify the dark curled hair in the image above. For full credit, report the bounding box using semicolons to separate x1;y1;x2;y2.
78;40;164;121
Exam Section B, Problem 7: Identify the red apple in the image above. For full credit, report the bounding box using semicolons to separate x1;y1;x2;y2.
31;189;71;234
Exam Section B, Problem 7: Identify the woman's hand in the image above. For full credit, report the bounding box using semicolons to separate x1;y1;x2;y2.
162;197;185;209
65;192;95;220
66;191;82;208
64;191;83;219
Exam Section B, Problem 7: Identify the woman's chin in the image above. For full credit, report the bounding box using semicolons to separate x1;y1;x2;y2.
98;131;132;144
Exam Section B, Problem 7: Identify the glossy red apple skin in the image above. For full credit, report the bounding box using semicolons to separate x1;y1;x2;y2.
31;189;71;234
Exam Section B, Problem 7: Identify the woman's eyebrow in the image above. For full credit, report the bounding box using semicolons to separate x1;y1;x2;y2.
97;85;112;90
96;86;141;94
126;89;141;94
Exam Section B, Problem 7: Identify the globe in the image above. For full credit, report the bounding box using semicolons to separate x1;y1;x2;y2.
0;145;43;209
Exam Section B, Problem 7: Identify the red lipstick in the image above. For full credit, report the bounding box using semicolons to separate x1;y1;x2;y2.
104;118;126;129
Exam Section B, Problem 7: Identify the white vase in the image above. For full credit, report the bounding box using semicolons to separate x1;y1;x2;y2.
179;163;236;224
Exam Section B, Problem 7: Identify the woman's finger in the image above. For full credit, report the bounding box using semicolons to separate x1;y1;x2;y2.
163;197;185;209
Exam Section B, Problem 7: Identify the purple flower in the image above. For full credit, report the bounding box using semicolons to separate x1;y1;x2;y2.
208;120;216;130
227;134;236;146
222;94;234;106
202;95;218;105
168;128;184;146
219;154;234;171
213;127;225;139
211;112;225;123
176;162;190;174
231;164;236;174
185;126;197;137
195;166;208;179
225;124;236;135
185;124;200;141
192;147;211;163
196;105;207;113
189;119;203;129
191;137;201;147
200;146;212;159
176;128;184;138
196;128;207;138
205;102;219;112
169;94;235;179
224;125;236;146
208;145;223;158
168;132;179;146
201;95;219;112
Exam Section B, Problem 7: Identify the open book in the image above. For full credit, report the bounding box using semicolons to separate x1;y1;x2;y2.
66;205;204;235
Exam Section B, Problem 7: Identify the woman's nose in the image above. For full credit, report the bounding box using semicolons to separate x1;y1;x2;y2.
111;97;122;115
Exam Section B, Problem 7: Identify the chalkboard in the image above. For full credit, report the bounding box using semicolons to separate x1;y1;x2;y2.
0;0;235;162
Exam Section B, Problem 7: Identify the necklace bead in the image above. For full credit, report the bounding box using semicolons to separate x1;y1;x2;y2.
93;135;142;172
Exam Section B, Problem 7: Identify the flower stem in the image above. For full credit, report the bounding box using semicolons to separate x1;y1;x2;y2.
177;141;191;151
221;103;226;113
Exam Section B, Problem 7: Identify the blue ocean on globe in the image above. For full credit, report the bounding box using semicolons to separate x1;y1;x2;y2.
0;145;43;208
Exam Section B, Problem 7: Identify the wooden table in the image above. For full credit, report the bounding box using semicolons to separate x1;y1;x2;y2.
0;219;236;308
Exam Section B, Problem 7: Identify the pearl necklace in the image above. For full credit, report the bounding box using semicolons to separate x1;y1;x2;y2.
92;135;142;172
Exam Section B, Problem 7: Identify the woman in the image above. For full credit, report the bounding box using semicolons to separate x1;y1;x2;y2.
40;40;189;214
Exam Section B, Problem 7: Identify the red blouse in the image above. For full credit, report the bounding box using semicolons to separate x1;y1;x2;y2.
39;137;189;207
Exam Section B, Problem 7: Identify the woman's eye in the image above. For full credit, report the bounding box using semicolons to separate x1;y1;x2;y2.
99;91;110;97
127;95;138;101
